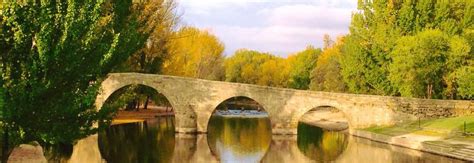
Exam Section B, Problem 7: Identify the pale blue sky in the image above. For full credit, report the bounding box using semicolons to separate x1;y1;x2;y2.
177;0;357;56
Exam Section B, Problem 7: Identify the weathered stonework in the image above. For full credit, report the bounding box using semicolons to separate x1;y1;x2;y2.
95;73;474;134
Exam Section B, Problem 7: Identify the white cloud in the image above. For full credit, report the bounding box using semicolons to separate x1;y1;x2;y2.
265;4;353;30
210;25;347;56
178;0;357;56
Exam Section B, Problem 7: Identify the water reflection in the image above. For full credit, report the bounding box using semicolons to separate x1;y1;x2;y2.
43;116;466;163
207;115;272;162
296;122;348;162
98;117;175;163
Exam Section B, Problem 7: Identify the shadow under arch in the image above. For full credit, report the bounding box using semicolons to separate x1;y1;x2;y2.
101;84;173;110
296;105;350;162
97;83;175;114
206;96;273;162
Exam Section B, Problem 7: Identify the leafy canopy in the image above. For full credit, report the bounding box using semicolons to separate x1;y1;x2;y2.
0;1;153;144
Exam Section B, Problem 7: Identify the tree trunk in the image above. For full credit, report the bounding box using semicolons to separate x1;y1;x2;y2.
2;127;9;162
135;99;140;111
427;84;433;99
144;96;150;110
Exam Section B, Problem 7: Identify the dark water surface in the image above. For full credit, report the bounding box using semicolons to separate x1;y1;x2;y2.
46;116;466;163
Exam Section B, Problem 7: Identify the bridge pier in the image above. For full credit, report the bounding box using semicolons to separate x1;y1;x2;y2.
173;104;198;133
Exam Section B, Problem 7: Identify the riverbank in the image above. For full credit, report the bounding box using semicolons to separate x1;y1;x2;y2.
112;108;174;125
352;130;474;161
353;115;474;161
299;110;474;161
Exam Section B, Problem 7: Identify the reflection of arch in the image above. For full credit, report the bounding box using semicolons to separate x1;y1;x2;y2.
98;118;176;162
296;122;349;162
205;96;271;130
206;96;272;162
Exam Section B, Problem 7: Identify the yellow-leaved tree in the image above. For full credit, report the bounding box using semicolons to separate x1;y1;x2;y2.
163;26;225;80
310;36;347;92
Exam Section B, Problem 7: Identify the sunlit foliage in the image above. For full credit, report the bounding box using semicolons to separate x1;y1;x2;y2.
224;47;321;89
341;0;473;99
0;1;155;144
114;0;178;74
286;46;321;89
163;26;225;80
310;36;346;92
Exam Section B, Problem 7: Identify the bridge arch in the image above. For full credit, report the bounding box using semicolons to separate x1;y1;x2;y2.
199;93;274;133
100;84;174;110
290;102;354;134
296;105;351;130
95;74;198;133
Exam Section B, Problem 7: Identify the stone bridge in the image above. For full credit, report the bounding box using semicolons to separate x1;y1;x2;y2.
95;73;473;134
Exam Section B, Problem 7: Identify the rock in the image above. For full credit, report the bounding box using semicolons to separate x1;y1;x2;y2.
7;142;47;163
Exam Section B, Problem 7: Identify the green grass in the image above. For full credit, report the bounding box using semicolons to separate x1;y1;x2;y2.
364;116;474;139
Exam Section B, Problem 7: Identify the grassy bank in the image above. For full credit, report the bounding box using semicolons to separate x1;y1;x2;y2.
365;116;474;141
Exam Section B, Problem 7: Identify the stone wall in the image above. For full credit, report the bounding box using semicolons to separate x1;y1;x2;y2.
386;97;473;119
96;73;474;134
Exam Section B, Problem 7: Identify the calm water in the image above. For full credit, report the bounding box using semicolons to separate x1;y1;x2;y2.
46;116;466;163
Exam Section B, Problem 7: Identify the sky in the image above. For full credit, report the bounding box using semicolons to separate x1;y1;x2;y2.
176;0;357;57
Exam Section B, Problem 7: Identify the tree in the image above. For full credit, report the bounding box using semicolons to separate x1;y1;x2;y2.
257;58;288;87
444;33;473;99
114;0;178;74
310;36;346;92
341;1;473;97
389;30;472;99
224;49;281;86
163;26;225;80
0;1;154;144
111;0;178;110
452;66;474;99
286;46;321;89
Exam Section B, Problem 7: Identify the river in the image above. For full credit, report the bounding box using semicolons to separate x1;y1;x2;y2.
45;116;466;163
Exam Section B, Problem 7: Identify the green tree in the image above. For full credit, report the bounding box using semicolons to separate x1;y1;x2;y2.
0;1;153;145
115;0;178;74
444;33;473;99
389;30;472;99
342;0;473;98
310;36;346;92
111;0;178;110
452;66;474;99
287;46;321;89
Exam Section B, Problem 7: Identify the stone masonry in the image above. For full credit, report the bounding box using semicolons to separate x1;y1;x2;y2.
95;73;474;134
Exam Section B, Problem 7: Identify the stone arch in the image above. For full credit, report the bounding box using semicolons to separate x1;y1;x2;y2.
96;83;177;113
95;75;197;133
204;95;272;132
291;104;353;133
